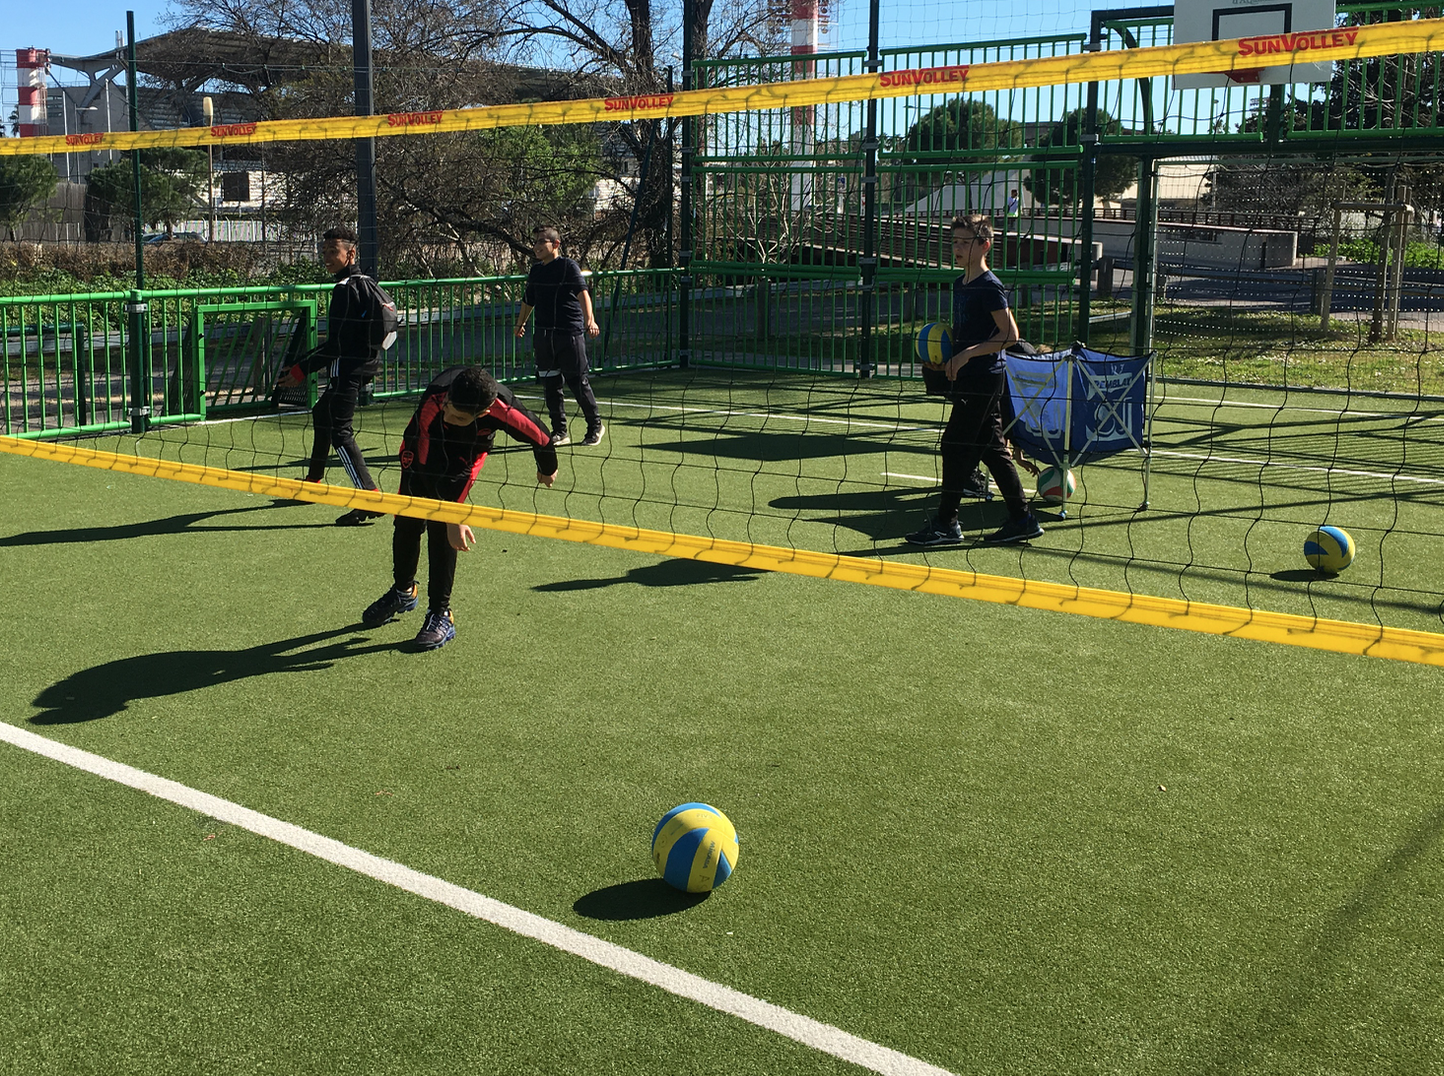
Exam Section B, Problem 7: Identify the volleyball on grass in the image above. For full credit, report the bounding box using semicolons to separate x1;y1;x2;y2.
916;322;951;367
1304;525;1355;574
652;802;739;894
1036;466;1076;505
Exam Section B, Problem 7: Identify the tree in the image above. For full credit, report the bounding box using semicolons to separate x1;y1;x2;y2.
162;0;533;271
1024;108;1134;208
0;156;58;239
160;0;780;271
892;99;1023;211
87;148;209;235
715;138;810;268
901;99;1021;173
498;0;784;267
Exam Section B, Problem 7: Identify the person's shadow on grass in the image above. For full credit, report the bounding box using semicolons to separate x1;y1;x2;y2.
573;879;710;920
533;558;764;592
0;502;331;547
771;485;1007;546
30;626;396;725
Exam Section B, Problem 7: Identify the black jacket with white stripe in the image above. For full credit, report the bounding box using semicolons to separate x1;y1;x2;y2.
291;264;382;382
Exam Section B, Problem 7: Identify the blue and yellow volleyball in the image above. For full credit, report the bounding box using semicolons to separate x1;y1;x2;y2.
1036;466;1076;505
1304;525;1355;574
651;802;739;894
916;322;951;368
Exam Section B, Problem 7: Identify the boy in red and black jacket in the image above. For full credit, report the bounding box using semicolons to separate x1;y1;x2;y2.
361;366;559;650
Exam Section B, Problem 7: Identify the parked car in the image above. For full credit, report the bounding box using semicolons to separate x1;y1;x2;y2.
143;231;207;244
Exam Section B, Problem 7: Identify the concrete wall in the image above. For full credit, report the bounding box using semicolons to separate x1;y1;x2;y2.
1092;218;1297;270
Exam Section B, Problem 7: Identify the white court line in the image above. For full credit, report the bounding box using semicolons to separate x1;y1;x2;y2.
889;450;1444;488
0;721;955;1076
1152;448;1444;486
557;396;935;433
1161;392;1444;421
883;472;938;484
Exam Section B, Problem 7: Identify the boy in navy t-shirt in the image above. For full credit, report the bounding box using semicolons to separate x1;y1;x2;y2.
907;214;1042;546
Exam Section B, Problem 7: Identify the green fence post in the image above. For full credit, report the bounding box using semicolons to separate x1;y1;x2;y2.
126;290;150;433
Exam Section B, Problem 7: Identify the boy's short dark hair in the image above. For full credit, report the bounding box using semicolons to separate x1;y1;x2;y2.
322;225;358;246
532;225;561;244
447;367;499;414
951;214;994;243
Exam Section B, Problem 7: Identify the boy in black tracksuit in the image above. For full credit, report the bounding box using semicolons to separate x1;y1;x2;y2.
361;366;559;651
513;225;604;446
274;225;384;526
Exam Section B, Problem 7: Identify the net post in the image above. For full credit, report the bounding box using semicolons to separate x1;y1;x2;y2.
1077;22;1103;347
677;0;696;370
125;11;143;293
856;0;880;379
352;0;379;277
1130;155;1157;357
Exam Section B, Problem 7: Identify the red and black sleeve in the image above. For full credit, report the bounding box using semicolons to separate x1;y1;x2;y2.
485;395;559;476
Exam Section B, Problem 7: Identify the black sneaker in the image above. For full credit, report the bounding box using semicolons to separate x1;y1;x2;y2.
905;518;964;546
362;583;419;627
550;430;570;446
986;514;1044;544
959;471;994;500
336;508;386;527
414;608;456;650
581;423;606;446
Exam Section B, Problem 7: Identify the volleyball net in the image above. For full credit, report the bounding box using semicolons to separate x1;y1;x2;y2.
6;12;1444;661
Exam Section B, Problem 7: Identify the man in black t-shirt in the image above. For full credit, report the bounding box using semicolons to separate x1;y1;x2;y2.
906;214;1042;547
514;226;605;446
360;366;558;651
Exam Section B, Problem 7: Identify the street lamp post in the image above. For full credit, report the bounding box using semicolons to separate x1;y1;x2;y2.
203;96;216;242
58;98;99;182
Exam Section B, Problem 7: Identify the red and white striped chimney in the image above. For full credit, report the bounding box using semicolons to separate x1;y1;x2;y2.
15;48;50;137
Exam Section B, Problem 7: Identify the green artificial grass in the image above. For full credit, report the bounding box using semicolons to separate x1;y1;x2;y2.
2;449;1443;1075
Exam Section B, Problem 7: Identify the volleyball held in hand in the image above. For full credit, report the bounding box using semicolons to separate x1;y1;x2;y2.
916;322;951;368
1036;466;1076;505
652;802;739;894
1304;525;1355;574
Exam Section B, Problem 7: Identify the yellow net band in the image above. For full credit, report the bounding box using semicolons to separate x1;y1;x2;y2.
3;19;1440;158
5;433;1443;667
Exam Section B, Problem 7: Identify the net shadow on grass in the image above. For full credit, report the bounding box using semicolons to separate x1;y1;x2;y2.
0;503;331;547
572;878;710;921
1196;803;1444;1076
30;627;398;725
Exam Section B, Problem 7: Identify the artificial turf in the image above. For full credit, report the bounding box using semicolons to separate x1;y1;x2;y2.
2;443;1442;1074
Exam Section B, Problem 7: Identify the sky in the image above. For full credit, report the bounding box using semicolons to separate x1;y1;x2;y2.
5;0;1092;64
7;2;170;61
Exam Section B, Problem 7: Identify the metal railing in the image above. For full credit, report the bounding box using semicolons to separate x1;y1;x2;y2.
2;269;677;440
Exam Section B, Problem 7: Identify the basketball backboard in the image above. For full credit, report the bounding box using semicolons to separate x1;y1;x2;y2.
1173;0;1338;90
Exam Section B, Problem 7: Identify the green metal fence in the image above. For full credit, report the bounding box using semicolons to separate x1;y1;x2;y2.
689;32;1092;376
681;4;1444;375
2;269;676;440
